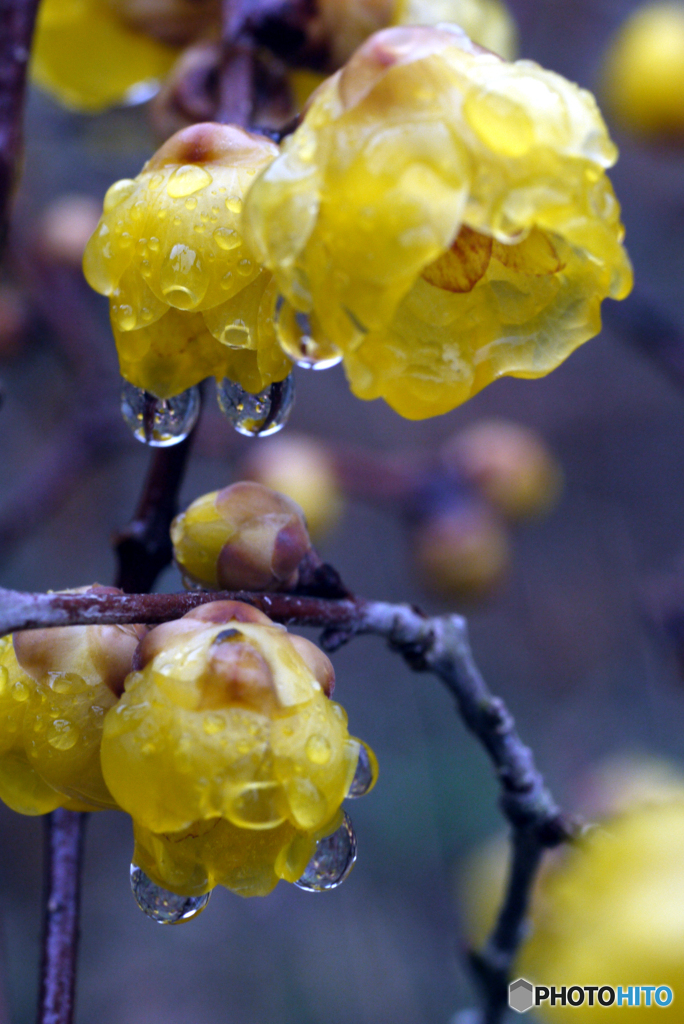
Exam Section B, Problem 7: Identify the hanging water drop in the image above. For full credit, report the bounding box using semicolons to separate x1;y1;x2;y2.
294;812;357;892
347;742;378;798
130;865;211;924
121;382;200;446
275;297;342;370
216;376;295;437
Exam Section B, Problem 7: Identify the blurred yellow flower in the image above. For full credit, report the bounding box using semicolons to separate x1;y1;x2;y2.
462;757;684;1020
31;0;180;112
244;25;632;420
600;2;684;138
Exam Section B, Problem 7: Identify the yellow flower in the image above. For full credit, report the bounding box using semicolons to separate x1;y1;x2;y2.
599;2;684;138
83;123;291;399
0;588;143;814
31;0;180;113
244;25;632;420
462;758;684;1020
392;0;517;58
101;602;376;895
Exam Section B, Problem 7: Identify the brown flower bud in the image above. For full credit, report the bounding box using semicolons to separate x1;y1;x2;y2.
134;599;273;670
441;419;563;521
13;585;145;697
171;482;313;591
414;505;510;600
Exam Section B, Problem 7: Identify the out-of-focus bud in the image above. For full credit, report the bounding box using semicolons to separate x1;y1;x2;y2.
240;434;344;540
413;503;510;599
171;482;313;591
441;419;563;521
0;284;28;359
39;195;102;268
599;3;684;138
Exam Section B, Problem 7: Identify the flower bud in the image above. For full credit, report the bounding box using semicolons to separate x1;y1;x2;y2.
240;434;343;540
441;419;563;521
413;504;510;599
171;482;313;591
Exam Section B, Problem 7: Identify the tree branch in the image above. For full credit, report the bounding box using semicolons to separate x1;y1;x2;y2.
37;809;86;1024
0;0;42;252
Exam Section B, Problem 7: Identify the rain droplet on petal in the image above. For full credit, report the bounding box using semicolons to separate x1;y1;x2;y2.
121;382;200;447
294;812;357;892
347;742;378;798
275;296;342;370
130;865;211;924
166;164;212;198
216;376;295;437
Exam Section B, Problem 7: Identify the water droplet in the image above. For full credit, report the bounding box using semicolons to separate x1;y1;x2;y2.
213;227;241;251
295;813;357;892
185;197;198;210
214;321;251;348
47;719;79;751
12;679;29;702
160;243;206;309
216;376;295;437
103;179;136;213
225;195;243;213
306;734;331;765
148;237;160;251
166;165;212;199
121;382;201;447
237;259;253;277
347;742;378;798
148;173;164;191
130;865;211;924
275;297;342;370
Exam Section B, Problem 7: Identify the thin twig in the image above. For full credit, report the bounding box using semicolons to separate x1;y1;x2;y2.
37;809;87;1024
114;432;197;594
0;0;42;252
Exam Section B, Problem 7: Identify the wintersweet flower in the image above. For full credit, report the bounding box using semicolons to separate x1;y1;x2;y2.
100;602;376;896
244;25;633;420
31;0;188;112
83;123;291;399
0;587;143;814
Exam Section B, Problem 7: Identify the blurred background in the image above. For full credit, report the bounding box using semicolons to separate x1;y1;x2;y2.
3;0;684;1021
